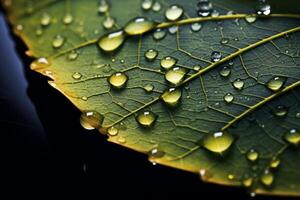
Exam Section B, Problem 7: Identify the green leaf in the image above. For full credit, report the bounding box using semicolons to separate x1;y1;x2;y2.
3;0;300;196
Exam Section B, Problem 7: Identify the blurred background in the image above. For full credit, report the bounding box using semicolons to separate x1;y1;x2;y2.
0;9;298;200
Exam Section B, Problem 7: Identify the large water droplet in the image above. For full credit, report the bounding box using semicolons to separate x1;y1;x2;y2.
107;126;119;136
224;93;234;103
165;67;187;85
246;149;259;162
124;17;156;35
98;30;125;52
256;2;271;16
260;170;274;186
161;88;182;106
160;56;177;70
232;79;244;90
103;16;115;29
108;72;128;89
41;13;51;26
165;5;184;21
197;0;213;17
153;28;167;40
266;76;286;92
145;49;158;61
136;111;157;128
273;105;288;117
141;0;153;10
52;35;65;48
80;111;104;130
219;66;231;77
98;0;109;13
211;51;222;62
202;131;234;154
191;22;202;32
284;129;300;145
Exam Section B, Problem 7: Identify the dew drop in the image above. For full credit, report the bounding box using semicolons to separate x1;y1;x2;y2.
165;5;184;21
190;22;202;32
220;38;229;45
72;72;82;80
153;28;167;40
242;177;253;187
35;28;43;36
273;105;288;117
219;66;231;77
148;148;165;165
136;111;157;128
80;111;104;130
98;0;109;13
63;13;73;25
165;67;187;85
145;49;158;61
161;88;182;106
108;126;119;136
211;10;219;17
124;17;156;35
52;35;65;48
296;112;300;119
160;56;177;70
193;65;201;71
152;1;162;12
68;51;79;61
108;72;128;89
245;15;256;23
199;169;213;181
197;0;213;17
211;51;222;62
284;129;300;145
270;157;280;169
117;136;126;143
260;170;274;186
141;0;153;10
98;30;125;52
224;93;234;103
40;13;51;26
202;131;234;154
168;25;178;34
266;76;286;92
144;84;154;92
227;174;235;180
103;16;115;29
232;79;244;90
256;2;271;16
246;149;259;162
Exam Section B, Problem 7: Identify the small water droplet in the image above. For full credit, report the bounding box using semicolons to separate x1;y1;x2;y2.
145;49;158;61
273;105;288;117
266;76;286;92
124;17;156;35
108;72;128;89
211;10;219;17
117;136;126;143
270;157;280;169
165;67;187;85
98;30;125;52
219;66;231;77
256;2;271;16
246;149;259;162
193;65;201;71
232;79;244;90
16;24;23;32
148;148;165;164
245;15;256;23
227;174;235;180
52;35;65;48
197;0;213;17
41;13;51;26
191;22;202;32
153;28;167;40
98;0;109;13
160;56;177;70
284;129;300;145
63;13;73;25
199;169;213;181
136;111;157;128
107;126;119;136
168;25;178;34
224;93;234;103
80;111;104;130
68;51;79;61
103;16;115;29
202;131;234;154
72;72;82;80
296;112;300;119
161;88;182;106
242;177;253;187
144;84;154;92
211;51;222;62
220;38;229;45
141;0;153;10
260;170;274;186
165;5;184;21
152;1;162;12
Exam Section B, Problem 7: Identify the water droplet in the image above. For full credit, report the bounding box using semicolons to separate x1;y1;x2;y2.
220;38;229;45
160;56;177;70
197;0;213;17
296;112;300;119
124;17;156;35
41;13;51;26
199;169;213;181
153;28;167;40
224;93;234;103
273;105;288;117
165;67;187;85
148;148;165;164
191;22;202;32
202;131;234;154
107;126;119;136
211;51;222;62
72;72;82;80
136;111;157;128
211;10;219;17
108;72;128;89
266;76;286;92
63;13;73;25
227;174;235;180
144;84;154;92
242;177;253;187
246;149;259;162
232;79;244;90
284;129;300;145
145;49;158;61
98;0;109;13
168;25;178;34
80;111;104;130
219;66;231;77
35;28;43;36
193;65;201;71
103;16;115;29
98;30;125;52
68;51;79;61
245;15;256;23
117;136;126;143
152;2;162;12
256;2;271;16
141;0;153;10
165;5;184;21
52;35;65;48
161;88;182;106
260;170;274;186
16;24;23;32
270;157;280;169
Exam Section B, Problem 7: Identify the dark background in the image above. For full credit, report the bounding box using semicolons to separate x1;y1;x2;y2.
0;11;298;200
